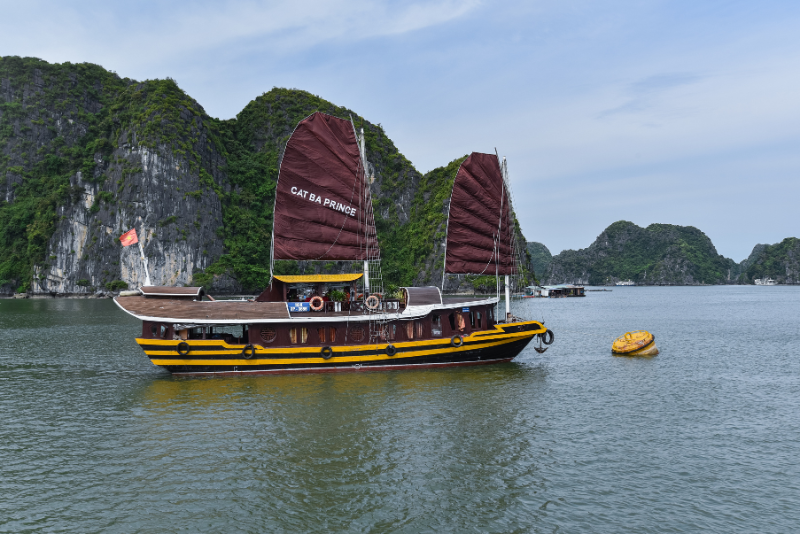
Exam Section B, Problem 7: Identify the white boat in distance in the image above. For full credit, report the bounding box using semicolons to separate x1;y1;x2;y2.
754;278;778;286
616;280;636;286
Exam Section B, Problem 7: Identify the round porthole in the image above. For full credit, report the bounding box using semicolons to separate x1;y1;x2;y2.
260;327;277;343
350;326;364;342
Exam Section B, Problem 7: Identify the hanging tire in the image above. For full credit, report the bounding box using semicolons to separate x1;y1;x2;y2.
177;341;190;356
385;344;397;356
321;346;333;359
540;329;554;345
242;344;256;359
451;335;464;347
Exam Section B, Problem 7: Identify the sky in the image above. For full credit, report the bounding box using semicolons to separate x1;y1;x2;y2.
1;0;798;261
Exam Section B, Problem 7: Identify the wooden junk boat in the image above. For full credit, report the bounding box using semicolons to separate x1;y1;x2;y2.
114;113;553;375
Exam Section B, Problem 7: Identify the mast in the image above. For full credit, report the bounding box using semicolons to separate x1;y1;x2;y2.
360;127;370;296
503;157;511;321
138;228;152;286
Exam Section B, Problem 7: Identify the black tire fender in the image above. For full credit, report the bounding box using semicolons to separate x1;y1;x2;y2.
385;344;397;356
451;335;464;347
242;344;256;359
540;329;554;345
321;346;333;359
177;341;190;356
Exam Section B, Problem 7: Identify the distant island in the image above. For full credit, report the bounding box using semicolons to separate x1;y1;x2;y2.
530;221;799;286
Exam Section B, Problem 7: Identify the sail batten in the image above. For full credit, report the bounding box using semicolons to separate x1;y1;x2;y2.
271;112;377;262
444;152;516;275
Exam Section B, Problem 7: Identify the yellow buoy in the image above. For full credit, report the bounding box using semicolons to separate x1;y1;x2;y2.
612;331;659;356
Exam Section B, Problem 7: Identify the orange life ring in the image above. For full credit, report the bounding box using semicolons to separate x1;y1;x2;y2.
365;295;380;310
309;296;324;311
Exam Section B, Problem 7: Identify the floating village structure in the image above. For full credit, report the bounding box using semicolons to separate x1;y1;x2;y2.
525;284;586;298
114;113;553;374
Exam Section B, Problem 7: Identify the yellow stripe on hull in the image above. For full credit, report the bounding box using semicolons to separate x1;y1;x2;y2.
137;323;543;368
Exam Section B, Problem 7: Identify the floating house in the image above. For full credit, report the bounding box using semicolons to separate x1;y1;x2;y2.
525;284;586;298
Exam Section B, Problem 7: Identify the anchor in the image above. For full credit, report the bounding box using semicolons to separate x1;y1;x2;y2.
533;329;554;353
533;334;548;354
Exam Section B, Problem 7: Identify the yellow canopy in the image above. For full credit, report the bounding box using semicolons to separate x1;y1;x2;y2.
273;273;363;284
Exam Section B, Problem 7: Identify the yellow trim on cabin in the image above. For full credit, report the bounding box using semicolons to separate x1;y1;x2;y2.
272;273;363;283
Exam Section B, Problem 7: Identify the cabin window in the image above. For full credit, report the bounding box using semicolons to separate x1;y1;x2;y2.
476;311;482;329
350;326;364;342
160;325;168;338
261;327;277;344
405;322;414;340
289;327;308;344
415;321;424;339
387;324;396;341
488;308;493;322
455;312;465;332
317;327;338;343
470;312;475;328
448;313;456;331
151;325;157;338
431;315;442;337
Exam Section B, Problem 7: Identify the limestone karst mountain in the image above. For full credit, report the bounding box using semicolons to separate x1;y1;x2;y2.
0;56;533;296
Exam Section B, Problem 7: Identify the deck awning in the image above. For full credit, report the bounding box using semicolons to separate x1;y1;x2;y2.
114;297;290;323
273;274;363;284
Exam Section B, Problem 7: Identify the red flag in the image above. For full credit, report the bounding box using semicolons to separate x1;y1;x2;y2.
120;228;138;247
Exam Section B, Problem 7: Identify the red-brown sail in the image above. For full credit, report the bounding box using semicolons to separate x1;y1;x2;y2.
444;152;515;275
271;112;376;261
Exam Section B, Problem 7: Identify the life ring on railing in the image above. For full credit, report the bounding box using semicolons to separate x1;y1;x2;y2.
177;341;190;356
320;346;333;359
309;296;324;311
451;335;464;347
242;344;256;359
539;329;554;345
385;344;397;356
365;295;381;310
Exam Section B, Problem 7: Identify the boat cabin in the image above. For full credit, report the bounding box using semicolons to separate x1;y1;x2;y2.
119;281;501;349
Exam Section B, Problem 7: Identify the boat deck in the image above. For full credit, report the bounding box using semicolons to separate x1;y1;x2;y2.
288;296;490;318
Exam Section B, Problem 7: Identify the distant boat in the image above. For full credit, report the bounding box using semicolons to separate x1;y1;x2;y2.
754;278;778;286
615;280;636;286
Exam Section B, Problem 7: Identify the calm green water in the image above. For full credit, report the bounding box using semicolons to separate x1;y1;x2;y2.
1;287;798;533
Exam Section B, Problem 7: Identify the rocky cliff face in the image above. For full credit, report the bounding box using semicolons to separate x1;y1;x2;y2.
1;57;532;297
526;242;552;281
0;58;231;296
739;238;799;284
544;221;738;285
32;141;229;295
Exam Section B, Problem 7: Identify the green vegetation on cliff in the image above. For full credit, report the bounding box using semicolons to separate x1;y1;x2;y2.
526;242;552;281
0;57;128;291
2;57;531;293
741;238;799;284
546;221;737;285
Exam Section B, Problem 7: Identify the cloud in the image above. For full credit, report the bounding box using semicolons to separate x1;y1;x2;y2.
598;72;704;118
0;0;481;71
